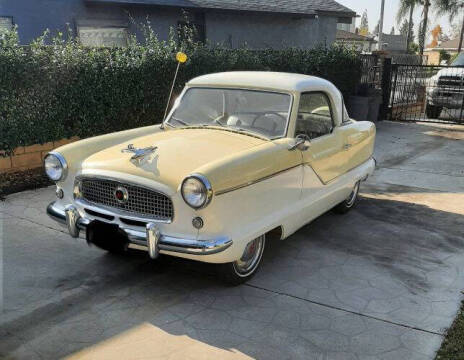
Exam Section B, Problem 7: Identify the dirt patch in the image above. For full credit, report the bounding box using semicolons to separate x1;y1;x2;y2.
436;301;464;360
0;168;52;200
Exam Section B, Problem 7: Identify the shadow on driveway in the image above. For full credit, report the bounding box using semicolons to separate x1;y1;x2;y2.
1;193;463;359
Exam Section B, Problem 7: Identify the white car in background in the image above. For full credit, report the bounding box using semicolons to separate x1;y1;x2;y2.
426;53;464;119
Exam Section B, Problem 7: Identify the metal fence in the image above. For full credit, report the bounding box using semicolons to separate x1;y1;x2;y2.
389;64;464;123
360;54;382;89
391;54;428;65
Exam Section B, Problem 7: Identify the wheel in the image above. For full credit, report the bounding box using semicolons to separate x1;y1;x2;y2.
425;102;442;119
218;235;266;285
333;181;360;214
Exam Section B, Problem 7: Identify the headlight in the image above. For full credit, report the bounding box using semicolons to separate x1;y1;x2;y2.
44;152;68;181
181;174;212;209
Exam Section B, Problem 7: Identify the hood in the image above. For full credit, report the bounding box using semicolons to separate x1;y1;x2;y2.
436;68;464;78
82;128;265;190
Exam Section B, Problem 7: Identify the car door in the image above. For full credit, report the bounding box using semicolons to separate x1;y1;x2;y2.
294;91;349;222
295;92;344;185
336;120;375;175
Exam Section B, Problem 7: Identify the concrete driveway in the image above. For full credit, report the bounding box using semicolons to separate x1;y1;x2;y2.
1;121;463;360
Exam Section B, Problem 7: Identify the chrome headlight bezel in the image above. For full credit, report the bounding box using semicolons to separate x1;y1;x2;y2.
44;152;68;182
181;174;213;209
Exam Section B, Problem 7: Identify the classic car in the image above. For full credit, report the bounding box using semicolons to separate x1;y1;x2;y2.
45;71;376;284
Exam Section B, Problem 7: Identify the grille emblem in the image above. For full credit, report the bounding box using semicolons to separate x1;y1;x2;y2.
114;186;129;204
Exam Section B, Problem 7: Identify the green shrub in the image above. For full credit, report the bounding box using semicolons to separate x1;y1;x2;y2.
0;26;362;155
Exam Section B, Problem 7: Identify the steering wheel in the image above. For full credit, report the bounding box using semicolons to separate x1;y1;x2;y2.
251;112;286;133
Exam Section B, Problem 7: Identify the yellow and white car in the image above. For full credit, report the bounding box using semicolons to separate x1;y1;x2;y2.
45;72;376;284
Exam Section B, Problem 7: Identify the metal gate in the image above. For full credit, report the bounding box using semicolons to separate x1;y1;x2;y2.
388;64;464;124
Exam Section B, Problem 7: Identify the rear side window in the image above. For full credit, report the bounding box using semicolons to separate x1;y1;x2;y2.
295;92;334;139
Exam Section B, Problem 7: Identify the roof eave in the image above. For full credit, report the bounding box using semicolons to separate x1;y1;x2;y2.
84;0;319;17
317;10;357;18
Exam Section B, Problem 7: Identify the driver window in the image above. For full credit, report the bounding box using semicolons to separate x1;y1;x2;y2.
296;92;334;140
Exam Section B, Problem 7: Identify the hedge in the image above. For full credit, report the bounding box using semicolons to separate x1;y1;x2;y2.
0;26;362;155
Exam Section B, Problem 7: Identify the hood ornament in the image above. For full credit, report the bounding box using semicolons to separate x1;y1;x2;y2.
121;144;158;165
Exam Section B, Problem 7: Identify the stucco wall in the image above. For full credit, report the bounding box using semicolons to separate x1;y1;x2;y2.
0;0;338;48
0;0;121;43
205;12;336;49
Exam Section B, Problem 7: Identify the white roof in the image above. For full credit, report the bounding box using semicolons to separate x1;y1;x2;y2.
187;71;335;93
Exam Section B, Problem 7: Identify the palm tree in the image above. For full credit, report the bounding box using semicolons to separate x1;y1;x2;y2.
397;0;417;52
398;0;432;55
434;0;464;53
419;0;431;55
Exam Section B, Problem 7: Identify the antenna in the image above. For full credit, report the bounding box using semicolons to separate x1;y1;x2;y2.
161;52;188;129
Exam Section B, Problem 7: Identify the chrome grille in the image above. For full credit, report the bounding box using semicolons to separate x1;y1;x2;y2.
438;76;463;87
80;178;173;221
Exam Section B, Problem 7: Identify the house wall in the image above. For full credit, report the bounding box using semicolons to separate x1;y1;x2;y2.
1;0;338;48
205;12;336;49
336;16;355;33
425;50;459;65
0;0;124;43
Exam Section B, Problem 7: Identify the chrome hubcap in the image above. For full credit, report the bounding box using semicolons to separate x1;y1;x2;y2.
233;235;265;277
346;182;360;207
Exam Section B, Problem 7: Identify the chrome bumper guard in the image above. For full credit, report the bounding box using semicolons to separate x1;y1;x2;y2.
47;201;232;257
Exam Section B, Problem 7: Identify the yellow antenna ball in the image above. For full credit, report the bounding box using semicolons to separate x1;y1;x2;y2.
176;52;188;63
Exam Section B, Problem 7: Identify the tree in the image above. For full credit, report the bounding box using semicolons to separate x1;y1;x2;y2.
428;24;442;48
410;42;419;53
439;32;450;43
451;22;461;39
373;22;380;36
419;0;432;55
418;21;425;53
390;26;395;35
359;9;369;36
439;49;451;64
434;0;464;52
397;0;417;52
399;19;415;42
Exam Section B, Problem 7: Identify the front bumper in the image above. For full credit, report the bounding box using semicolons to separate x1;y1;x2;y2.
47;201;232;257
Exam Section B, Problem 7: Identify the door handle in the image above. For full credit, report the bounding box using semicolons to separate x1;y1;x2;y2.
343;143;352;150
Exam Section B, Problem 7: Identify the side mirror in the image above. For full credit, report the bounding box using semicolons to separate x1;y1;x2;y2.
288;135;310;151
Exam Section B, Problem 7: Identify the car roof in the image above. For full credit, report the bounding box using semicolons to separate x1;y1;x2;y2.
187;71;335;93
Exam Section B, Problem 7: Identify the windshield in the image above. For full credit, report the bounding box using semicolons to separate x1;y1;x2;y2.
167;88;292;138
451;52;464;66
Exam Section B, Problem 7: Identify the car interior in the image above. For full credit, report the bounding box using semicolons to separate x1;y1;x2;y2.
295;93;334;140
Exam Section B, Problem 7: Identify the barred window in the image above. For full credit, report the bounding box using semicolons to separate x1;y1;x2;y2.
0;16;13;32
78;26;128;47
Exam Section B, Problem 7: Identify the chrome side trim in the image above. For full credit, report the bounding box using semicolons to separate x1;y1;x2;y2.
46;201;233;256
303;157;376;186
215;164;301;196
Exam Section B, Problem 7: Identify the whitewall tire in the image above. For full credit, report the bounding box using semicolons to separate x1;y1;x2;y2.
219;235;266;285
334;181;360;214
